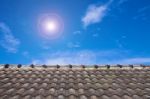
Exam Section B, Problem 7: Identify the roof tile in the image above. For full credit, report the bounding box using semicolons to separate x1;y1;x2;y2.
0;66;149;98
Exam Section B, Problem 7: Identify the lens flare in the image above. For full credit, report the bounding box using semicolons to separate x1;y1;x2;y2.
38;13;64;39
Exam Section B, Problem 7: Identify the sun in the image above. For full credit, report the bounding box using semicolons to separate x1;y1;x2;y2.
38;13;64;39
44;20;57;33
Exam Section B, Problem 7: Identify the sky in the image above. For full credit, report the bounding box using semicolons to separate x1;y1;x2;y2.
0;0;150;65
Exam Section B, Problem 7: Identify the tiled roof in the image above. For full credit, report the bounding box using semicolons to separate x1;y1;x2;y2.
0;64;150;99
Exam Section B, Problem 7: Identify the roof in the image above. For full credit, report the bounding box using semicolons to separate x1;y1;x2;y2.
0;64;150;99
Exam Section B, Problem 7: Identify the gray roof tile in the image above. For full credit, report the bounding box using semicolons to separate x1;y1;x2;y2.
0;65;150;98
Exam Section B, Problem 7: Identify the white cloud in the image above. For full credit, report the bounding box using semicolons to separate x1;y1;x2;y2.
31;49;150;65
0;22;20;53
82;0;113;28
31;49;127;65
32;50;98;65
116;58;150;64
82;5;107;27
67;42;80;48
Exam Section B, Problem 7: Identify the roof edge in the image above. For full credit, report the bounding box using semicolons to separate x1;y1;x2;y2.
0;64;150;69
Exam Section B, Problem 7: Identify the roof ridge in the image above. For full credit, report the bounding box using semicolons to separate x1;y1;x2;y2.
0;64;149;69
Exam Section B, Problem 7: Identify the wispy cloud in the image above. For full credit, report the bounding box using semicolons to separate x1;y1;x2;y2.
116;39;123;48
133;13;146;20
73;31;81;35
40;41;51;50
116;57;150;64
133;6;150;20
31;49;150;65
118;0;128;5
32;50;102;65
67;42;80;48
115;35;127;48
42;44;51;50
92;33;99;37
22;51;29;58
82;0;113;28
137;6;150;13
0;22;20;53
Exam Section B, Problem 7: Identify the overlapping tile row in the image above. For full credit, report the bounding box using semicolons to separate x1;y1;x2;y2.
0;67;150;99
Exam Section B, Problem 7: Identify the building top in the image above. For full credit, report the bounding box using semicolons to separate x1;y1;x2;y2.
0;64;150;99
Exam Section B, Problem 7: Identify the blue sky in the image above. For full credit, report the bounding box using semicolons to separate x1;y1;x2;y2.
0;0;150;65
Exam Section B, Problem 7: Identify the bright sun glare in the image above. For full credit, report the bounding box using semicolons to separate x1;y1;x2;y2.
44;20;57;33
38;13;64;39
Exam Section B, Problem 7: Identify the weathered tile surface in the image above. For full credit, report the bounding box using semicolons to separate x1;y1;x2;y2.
0;66;150;99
